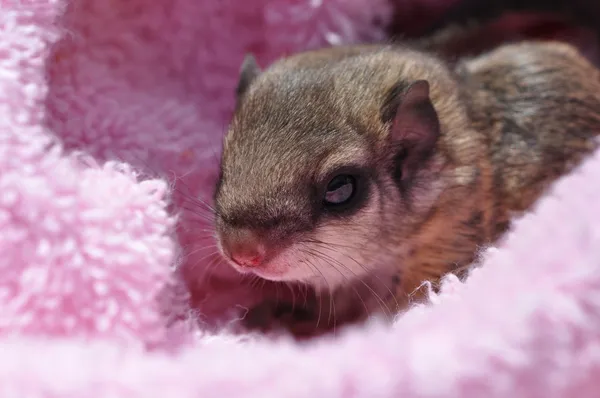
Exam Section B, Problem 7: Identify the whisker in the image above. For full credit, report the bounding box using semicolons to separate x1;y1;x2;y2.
303;246;392;319
196;254;223;284
168;169;215;211
303;260;324;330
178;205;215;222
309;240;401;313
285;283;297;313
299;251;338;330
174;190;215;213
177;234;216;244
167;170;218;214
300;247;369;320
247;275;260;289
176;223;216;235
123;152;218;217
300;282;309;307
275;282;281;307
184;244;219;260
331;287;337;333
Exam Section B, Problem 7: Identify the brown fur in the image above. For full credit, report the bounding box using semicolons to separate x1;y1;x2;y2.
397;41;600;310
215;40;600;336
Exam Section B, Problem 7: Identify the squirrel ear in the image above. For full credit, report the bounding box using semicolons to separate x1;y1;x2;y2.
236;54;262;99
388;80;439;146
384;80;440;181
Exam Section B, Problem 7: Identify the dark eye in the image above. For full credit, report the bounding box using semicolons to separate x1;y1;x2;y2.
323;175;356;206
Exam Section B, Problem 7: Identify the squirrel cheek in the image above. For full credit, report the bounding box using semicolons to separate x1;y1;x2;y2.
304;216;381;289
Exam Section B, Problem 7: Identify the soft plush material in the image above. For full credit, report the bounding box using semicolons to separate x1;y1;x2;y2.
2;0;600;396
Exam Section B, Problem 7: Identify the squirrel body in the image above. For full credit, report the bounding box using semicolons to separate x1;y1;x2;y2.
214;41;600;335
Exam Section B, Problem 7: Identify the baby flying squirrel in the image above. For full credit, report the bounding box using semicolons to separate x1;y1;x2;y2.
213;40;600;334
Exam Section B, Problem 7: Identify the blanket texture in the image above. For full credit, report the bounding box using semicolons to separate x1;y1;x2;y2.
2;0;600;396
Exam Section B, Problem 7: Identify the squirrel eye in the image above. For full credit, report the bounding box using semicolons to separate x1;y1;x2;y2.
324;175;356;206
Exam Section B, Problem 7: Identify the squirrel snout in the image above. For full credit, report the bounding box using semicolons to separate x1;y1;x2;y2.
221;229;267;268
231;250;265;268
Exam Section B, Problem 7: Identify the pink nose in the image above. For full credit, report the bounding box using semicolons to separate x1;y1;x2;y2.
231;251;265;268
223;229;267;268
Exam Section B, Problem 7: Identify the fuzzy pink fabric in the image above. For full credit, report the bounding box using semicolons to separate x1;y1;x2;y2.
2;0;600;396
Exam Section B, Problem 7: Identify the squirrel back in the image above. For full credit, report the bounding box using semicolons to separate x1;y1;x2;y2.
464;41;600;238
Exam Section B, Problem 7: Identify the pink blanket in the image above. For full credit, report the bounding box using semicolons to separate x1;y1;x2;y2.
2;0;600;396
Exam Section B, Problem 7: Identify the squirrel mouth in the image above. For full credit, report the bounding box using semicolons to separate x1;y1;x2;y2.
243;272;404;338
